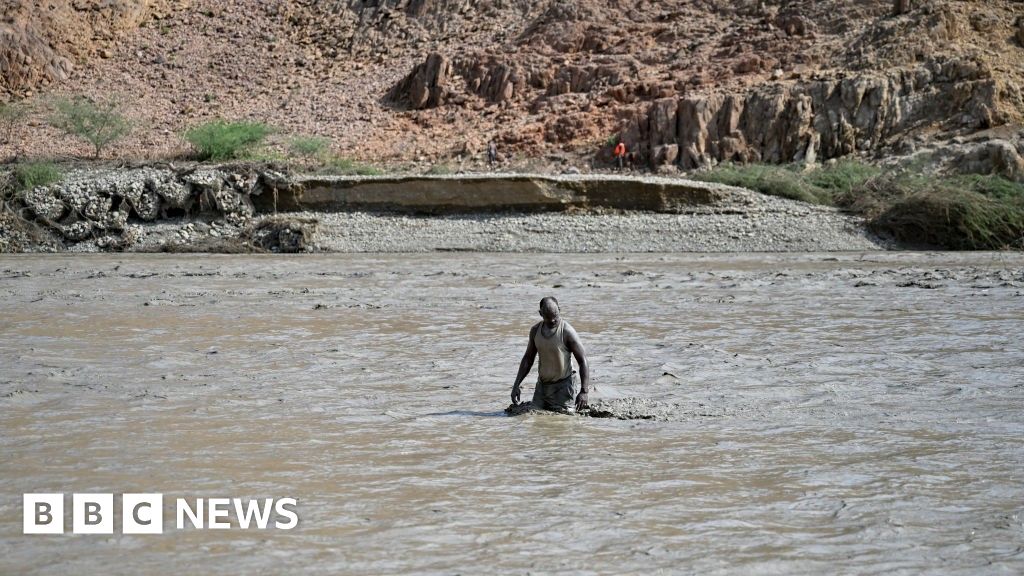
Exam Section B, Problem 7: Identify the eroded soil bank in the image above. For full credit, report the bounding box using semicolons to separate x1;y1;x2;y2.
1;251;1022;574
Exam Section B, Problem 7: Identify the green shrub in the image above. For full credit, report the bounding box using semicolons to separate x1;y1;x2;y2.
694;163;829;204
864;172;1024;250
48;97;131;158
949;173;1024;201
288;136;331;161
873;190;1024;250
806;159;881;195
184;120;272;161
12;162;62;191
237;148;288;163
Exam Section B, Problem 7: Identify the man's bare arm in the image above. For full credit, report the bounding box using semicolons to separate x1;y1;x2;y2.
511;325;538;404
565;324;590;409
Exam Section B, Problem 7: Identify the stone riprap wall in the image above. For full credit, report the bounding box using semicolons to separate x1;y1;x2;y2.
15;166;260;248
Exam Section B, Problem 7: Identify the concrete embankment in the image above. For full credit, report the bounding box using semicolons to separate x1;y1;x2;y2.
266;174;724;214
1;166;889;253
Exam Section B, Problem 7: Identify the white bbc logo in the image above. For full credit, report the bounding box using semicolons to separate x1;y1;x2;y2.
24;493;163;534
23;493;297;534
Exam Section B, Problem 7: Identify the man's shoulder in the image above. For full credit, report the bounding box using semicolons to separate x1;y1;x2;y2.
529;321;542;334
560;320;579;339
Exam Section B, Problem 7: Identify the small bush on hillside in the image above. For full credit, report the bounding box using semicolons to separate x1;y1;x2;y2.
426;163;453;175
237;148;289;164
48;97;132;159
288;136;331;162
184;120;272;161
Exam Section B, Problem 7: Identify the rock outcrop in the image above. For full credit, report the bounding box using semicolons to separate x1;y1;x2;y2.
387;53;453;110
0;21;72;95
388;53;549;109
628;57;1006;169
947;137;1024;182
893;0;913;16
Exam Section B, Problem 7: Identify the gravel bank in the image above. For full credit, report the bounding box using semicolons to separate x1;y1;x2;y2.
118;203;886;253
312;205;888;253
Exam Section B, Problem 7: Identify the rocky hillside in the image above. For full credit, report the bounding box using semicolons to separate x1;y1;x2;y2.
0;0;186;95
2;0;1023;170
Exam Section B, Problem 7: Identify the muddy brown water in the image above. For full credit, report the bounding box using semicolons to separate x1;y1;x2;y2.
1;252;1023;575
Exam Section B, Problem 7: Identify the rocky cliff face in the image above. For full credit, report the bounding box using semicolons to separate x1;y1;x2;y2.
626;55;1010;170
380;0;1024;169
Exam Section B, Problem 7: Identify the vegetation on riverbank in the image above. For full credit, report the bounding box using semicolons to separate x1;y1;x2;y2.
696;161;1024;250
316;156;383;176
11;162;62;192
692;160;881;205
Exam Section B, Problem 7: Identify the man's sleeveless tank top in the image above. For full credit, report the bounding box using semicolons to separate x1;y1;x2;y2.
535;320;573;383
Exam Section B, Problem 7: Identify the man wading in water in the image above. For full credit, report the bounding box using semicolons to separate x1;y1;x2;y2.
511;297;591;412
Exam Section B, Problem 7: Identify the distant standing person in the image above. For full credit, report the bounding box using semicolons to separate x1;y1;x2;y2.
487;140;498;168
511;297;591;412
613;139;627;171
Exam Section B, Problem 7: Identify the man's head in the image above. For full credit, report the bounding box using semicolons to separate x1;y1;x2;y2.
539;296;560;323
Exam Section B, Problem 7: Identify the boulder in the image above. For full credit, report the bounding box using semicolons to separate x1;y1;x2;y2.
952;139;1024;182
404;53;452;109
651;144;679;167
133;188;161;221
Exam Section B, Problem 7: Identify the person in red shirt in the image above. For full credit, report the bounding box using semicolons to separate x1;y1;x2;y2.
613;140;627;171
